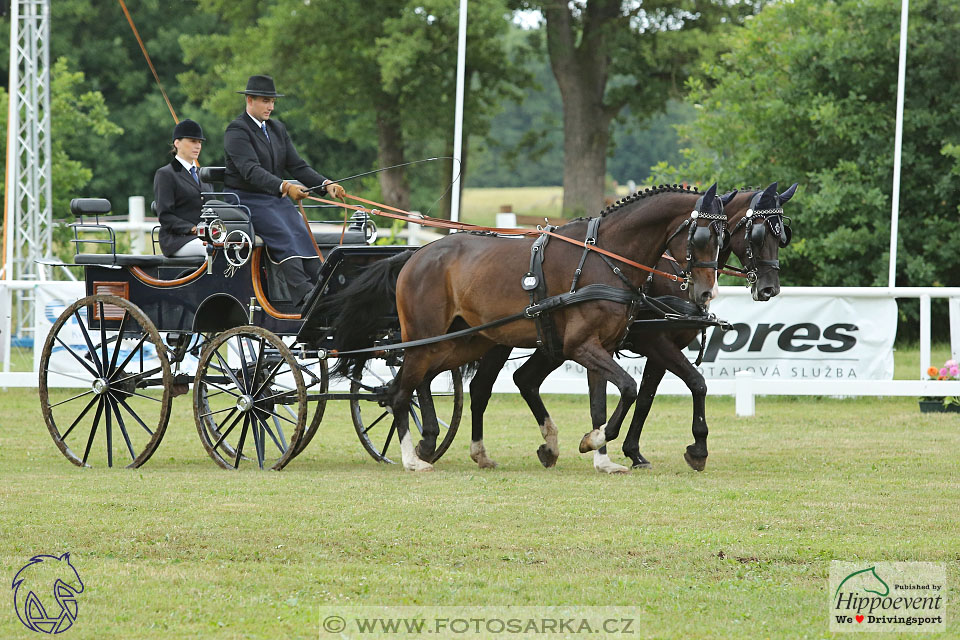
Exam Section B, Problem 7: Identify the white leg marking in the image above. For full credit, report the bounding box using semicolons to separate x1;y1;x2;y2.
400;430;433;472
539;417;559;456
579;425;607;452
469;440;498;469
593;451;629;474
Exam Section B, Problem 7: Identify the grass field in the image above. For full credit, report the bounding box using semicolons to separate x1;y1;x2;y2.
2;352;959;639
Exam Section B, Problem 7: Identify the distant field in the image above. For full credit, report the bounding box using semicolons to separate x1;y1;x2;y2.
461;186;563;226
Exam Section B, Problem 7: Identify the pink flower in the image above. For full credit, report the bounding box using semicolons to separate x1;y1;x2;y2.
950;366;959;378
940;368;949;378
946;359;958;368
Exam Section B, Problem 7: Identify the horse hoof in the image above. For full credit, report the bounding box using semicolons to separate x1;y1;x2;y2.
478;458;498;469
537;444;558;468
683;451;707;472
631;460;652;470
578;429;605;453
405;460;434;472
415;441;436;462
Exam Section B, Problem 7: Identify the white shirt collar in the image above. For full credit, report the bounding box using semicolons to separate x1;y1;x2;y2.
175;155;195;172
247;112;266;129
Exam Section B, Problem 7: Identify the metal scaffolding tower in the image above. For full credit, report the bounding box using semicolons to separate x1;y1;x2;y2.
4;0;53;348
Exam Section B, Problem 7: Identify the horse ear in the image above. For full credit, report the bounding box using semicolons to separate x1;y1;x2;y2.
779;182;799;203
720;189;738;205
702;182;717;201
763;181;778;198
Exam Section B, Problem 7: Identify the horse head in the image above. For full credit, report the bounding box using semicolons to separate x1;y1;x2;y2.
724;181;798;301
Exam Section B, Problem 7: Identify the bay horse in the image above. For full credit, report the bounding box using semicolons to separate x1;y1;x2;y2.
464;182;797;473
319;184;729;470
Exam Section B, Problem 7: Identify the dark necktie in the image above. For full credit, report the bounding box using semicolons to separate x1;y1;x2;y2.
189;165;200;185
261;122;270;143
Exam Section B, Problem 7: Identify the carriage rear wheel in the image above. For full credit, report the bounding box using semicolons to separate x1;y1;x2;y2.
38;294;172;468
193;326;306;470
349;363;462;464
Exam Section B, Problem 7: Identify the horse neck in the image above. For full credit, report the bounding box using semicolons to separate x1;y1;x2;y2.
598;194;698;284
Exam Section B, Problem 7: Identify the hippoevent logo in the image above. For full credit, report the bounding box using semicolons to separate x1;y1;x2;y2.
829;562;945;633
11;553;84;634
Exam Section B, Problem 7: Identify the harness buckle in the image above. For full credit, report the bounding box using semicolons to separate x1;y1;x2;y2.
585;237;596;245
679;275;690;291
746;271;758;285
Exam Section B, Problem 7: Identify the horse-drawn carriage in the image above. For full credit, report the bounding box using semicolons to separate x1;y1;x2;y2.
39;167;462;470
39;170;795;473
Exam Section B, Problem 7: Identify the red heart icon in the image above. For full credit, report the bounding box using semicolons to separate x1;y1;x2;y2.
856;615;864;623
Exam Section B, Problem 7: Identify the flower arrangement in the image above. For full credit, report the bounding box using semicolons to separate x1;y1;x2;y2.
926;359;960;408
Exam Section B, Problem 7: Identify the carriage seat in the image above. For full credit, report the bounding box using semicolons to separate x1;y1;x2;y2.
73;253;206;268
70;198;112;216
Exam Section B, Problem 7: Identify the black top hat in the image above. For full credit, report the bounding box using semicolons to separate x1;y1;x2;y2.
237;75;285;97
172;119;205;141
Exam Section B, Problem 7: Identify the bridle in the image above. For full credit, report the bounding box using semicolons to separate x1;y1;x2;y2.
726;190;792;284
656;193;728;291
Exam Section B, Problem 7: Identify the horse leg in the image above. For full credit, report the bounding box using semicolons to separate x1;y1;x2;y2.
513;350;563;467
388;353;436;472
620;362;665;469
413;376;439;461
587;371;629;474
467;345;511;469
644;340;709;471
573;342;638;453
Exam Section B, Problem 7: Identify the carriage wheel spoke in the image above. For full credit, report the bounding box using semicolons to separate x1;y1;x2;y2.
81;398;105;466
212;409;244;451
111;365;162;386
115;396;155;436
362;410;389;435
250;411;264;469
108;396;136;462
214;350;246;394
199;377;242;400
47;368;98;385
112;390;163;403
54;336;99;378
107;310;130;377
252;407;287;453
271;414;288;451
98;303;109;382
104;386;114;467
48;388;95;410
198;405;238;419
74;310;104;373
380;422;396;458
252;359;287;399
233;415;251;469
236;336;251;390
60;395;100;442
109;334;148;379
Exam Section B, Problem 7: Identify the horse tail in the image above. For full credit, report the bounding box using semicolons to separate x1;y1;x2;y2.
317;250;415;378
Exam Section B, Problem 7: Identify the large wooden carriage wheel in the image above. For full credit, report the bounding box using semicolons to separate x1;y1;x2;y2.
349;362;462;464
38;294;172;468
193;326;307;470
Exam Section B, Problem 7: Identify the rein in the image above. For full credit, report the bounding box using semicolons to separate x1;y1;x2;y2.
305;193;699;284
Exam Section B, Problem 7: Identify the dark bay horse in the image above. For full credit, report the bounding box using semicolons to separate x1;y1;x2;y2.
320;185;729;470
464;182;797;473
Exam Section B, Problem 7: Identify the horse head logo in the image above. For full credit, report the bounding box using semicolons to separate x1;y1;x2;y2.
11;553;84;634
834;566;890;599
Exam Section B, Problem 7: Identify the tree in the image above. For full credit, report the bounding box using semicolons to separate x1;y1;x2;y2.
650;0;960;291
511;1;765;215
183;0;525;218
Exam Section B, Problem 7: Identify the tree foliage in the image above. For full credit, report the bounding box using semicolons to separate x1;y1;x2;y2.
651;0;960;294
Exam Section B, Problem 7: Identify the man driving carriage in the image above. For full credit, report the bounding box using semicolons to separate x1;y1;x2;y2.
223;74;345;308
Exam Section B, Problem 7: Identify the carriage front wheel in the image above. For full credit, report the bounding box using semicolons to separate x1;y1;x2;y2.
38;294;172;468
349;363;462;464
193;326;306;470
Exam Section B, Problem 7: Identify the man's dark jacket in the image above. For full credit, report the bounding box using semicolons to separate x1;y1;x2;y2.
223;113;327;195
153;160;213;257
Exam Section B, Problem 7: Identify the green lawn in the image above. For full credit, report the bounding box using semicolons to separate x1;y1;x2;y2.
461;186;563;227
2;375;958;638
